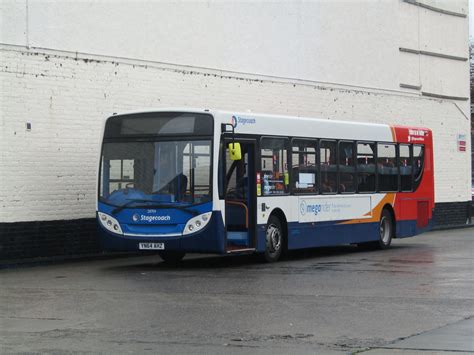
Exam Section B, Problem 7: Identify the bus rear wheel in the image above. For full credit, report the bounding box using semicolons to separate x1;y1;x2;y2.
158;251;186;264
264;216;284;262
358;209;393;250
374;209;394;249
377;209;393;249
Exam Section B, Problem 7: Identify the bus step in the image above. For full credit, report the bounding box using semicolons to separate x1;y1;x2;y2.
226;247;255;254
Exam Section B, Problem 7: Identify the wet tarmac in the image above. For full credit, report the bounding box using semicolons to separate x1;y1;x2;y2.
1;228;473;354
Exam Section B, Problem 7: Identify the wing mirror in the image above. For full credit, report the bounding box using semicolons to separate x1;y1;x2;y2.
221;123;242;160
228;142;242;161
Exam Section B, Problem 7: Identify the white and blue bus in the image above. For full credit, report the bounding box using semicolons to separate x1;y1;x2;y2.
97;109;434;262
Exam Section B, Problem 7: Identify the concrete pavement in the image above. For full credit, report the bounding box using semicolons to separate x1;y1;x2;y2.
1;228;473;354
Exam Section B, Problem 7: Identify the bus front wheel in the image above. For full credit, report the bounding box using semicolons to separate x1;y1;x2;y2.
264;216;284;262
158;251;186;264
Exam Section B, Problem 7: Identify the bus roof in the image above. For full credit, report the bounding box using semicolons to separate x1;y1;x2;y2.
108;108;431;143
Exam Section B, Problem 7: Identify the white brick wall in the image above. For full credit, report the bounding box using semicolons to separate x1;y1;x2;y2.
0;45;471;223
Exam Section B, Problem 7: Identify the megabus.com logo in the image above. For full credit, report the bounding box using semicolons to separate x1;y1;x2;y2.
300;201;322;216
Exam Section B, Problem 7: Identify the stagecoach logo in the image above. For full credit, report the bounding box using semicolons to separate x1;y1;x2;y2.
231;115;256;128
132;213;171;222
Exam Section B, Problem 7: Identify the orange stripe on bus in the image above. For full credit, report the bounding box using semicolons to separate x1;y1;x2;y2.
338;193;395;225
390;126;397;142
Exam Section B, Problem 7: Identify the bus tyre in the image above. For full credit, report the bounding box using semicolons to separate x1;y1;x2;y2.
366;209;393;250
264;216;284;262
158;251;186;264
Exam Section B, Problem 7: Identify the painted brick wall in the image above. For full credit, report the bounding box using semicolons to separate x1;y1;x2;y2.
0;44;472;260
1;45;471;226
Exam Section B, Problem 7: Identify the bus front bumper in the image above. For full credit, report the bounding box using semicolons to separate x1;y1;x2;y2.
98;211;226;254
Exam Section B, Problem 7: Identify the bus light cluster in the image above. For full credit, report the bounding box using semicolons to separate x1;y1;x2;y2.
98;212;123;235
183;212;212;235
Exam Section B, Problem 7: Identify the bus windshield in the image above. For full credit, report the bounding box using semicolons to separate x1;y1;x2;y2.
99;139;212;207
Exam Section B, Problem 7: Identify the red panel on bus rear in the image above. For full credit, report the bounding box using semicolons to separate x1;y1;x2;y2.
417;201;429;228
392;125;435;223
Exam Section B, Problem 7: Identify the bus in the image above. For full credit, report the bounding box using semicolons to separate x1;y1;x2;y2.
97;109;434;263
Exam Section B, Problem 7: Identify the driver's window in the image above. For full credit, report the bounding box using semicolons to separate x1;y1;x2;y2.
123;160;134;181
108;159;135;192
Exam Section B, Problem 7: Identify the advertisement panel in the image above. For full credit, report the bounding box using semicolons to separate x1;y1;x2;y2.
298;196;372;223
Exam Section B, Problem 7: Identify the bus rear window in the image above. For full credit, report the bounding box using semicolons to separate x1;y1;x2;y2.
399;144;413;191
413;145;424;190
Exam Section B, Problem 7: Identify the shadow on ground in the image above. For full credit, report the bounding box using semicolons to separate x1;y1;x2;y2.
102;243;419;273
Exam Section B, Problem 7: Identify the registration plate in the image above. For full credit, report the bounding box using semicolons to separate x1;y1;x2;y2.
139;242;165;250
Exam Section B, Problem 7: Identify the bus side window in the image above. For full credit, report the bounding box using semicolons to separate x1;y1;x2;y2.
320;140;337;193
357;142;376;192
291;139;318;194
413;145;424;190
260;137;289;195
377;143;398;192
399;144;413;191
338;141;356;193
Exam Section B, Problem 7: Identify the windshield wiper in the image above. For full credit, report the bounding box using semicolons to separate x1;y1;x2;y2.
135;204;200;216
111;199;156;215
111;199;200;216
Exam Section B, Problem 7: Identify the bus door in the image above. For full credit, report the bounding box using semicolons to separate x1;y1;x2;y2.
224;139;256;252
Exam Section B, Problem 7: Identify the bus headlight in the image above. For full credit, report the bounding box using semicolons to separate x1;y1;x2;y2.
183;212;212;235
98;212;123;235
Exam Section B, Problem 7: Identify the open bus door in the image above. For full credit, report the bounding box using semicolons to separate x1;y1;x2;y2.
223;138;257;253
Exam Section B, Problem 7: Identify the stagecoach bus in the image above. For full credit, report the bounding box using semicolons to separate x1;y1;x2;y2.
97;109;434;262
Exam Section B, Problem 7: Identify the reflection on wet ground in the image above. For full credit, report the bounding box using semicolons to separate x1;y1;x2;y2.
1;228;473;354
103;244;431;276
